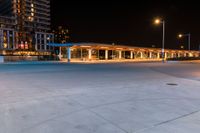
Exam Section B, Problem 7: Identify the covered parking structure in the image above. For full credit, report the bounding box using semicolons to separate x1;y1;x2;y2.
48;43;200;62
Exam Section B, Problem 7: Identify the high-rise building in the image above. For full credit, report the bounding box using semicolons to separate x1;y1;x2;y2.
0;0;53;53
53;26;69;44
0;0;50;32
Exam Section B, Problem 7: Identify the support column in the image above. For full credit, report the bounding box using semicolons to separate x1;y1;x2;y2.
140;52;143;58
171;53;174;58
165;52;167;59
130;51;133;59
178;53;181;58
35;34;37;50
105;50;108;60
149;52;152;59
88;49;92;60
119;51;122;59
98;50;100;59
67;47;71;63
12;31;15;49
7;30;9;49
189;53;193;57
81;48;83;59
111;50;114;59
44;35;47;51
157;52;160;59
59;46;62;60
0;30;2;49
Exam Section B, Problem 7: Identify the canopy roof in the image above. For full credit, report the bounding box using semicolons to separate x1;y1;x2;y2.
47;43;74;47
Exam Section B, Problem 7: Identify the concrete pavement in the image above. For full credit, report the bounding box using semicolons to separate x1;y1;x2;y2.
0;62;200;133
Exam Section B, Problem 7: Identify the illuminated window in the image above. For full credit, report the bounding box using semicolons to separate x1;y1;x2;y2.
3;43;8;48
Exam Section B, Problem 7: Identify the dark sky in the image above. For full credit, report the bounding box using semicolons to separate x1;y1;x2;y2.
50;0;200;50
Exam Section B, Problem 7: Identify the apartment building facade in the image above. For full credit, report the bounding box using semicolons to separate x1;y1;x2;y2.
0;0;53;55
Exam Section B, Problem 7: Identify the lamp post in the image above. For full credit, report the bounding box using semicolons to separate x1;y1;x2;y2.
154;18;165;63
178;33;191;51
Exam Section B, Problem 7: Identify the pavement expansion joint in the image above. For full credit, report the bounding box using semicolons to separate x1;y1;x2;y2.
166;83;178;86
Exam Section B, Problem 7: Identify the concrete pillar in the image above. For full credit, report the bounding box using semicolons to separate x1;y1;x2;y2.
157;52;160;59
97;50;100;59
81;48;83;59
7;30;9;49
67;47;71;62
178;53;181;58
130;51;133;59
165;52;167;59
119;51;122;59
58;46;62;60
140;52;143;58
171;53;174;58
189;53;193;57
12;31;15;49
184;53;187;57
0;30;2;49
149;52;152;59
35;34;37;50
88;49;92;60
44;35;47;51
105;50;108;60
112;50;115;59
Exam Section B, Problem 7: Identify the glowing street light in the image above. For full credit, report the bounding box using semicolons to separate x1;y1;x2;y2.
154;18;165;63
178;33;191;51
178;34;183;38
154;19;161;24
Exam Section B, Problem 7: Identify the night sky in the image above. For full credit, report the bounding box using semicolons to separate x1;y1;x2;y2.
51;0;200;50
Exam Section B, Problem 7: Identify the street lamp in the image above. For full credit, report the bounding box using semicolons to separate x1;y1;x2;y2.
154;18;165;63
178;33;191;51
